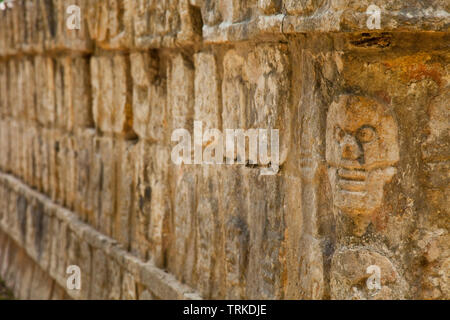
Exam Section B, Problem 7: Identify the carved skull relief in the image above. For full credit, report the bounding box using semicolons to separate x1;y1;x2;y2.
326;95;399;234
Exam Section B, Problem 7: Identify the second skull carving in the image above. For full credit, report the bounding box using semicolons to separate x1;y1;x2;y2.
326;95;400;235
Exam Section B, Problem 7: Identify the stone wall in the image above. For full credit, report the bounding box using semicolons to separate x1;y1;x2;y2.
0;0;448;299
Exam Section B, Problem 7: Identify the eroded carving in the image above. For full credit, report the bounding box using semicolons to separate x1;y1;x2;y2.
326;95;399;235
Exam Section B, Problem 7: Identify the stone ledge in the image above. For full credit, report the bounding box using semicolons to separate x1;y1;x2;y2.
202;9;450;43
0;172;202;300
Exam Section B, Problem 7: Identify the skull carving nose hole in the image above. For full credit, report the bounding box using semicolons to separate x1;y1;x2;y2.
342;142;361;160
343;145;355;159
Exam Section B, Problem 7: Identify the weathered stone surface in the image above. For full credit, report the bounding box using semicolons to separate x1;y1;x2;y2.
132;141;170;267
87;0;133;50
331;248;406;299
0;0;448;301
194;52;221;129
130;52;167;142
91;55;134;137
169;165;197;287
168;53;195;132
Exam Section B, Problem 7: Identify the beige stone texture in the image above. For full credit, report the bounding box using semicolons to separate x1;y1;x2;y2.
0;0;448;301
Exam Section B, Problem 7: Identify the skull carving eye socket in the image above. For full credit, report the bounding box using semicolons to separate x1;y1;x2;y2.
356;125;376;143
335;126;346;142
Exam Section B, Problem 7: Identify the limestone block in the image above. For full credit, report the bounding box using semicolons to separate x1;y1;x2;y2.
28;127;40;190
91;56;113;132
72;57;94;129
23;58;37;122
78;240;92;300
51;130;64;204
3;7;15;55
34;129;45;193
0;120;10;172
148;146;170;268
331;248;406;300
74;129;96;222
90;248;109;300
219;0;253;23
15;60;26;120
49;219;70;286
170;166;197;286
14;191;29;246
48;217;62;277
87;135;103;229
9;121;20;177
132;0;181;49
3;0;20;55
122;272;137;300
17;122;26;180
168;53;195;132
418;230;450;299
244;44;290;125
41;128;53;196
220;166;248;299
97;136;116;237
0;233;13;280
244;169;285;299
222;49;247;129
200;0;222;26
195;166;220;297
39;0;91;52
114;139;136;249
112;55;134;136
0;63;9;118
132;141;170;266
16;254;34;300
55;58;68;130
178;0;203;44
258;0;281;14
55;134;75;208
422;89;450;189
0;10;6;56
284;0;323;15
222;45;290;166
335;0;450;32
63;230;80;296
91;55;133;136
87;0;133;50
28;264;53;300
60;0;93;52
55;56;93;131
23;126;37;187
130;52;167;142
65;135;77;210
0;184;4;225
194;52;221;129
39;0;60;50
35;56;56;127
23;0;44;53
25;200;50;269
107;259;123;300
8;60;19;119
90;56;101;130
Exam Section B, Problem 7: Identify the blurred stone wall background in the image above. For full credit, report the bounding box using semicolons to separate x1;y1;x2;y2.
0;0;448;299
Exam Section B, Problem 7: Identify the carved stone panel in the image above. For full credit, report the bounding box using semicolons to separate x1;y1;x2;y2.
326;95;399;235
